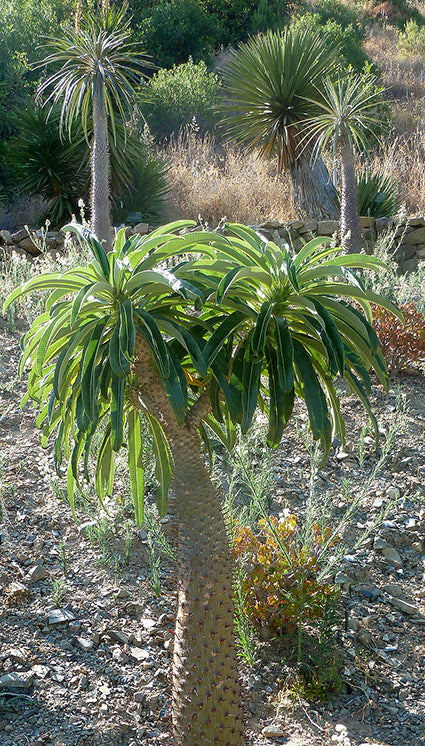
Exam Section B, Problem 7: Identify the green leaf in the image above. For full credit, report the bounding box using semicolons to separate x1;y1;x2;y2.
251;300;273;355
241;345;263;433
274;316;294;393
127;409;144;527
163;346;188;425
210;355;242;425
120;298;136;360
63;223;110;280
109;315;131;379
96;424;114;501
111;374;125;451
80;318;108;420
145;413;173;517
134;307;170;379
265;343;294;447
293;338;332;458
203;311;246;368
307;297;345;375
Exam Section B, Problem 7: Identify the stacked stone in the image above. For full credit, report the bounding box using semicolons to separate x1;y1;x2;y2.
254;216;425;274
2;218;425;274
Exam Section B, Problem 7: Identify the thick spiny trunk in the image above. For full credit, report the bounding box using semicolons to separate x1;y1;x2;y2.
133;334;245;745
92;95;112;252
290;153;339;220
170;431;245;745
339;134;362;254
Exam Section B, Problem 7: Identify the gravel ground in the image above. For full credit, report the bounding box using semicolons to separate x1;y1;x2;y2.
1;326;425;746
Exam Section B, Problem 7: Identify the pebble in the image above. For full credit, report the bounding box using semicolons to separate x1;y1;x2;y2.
48;608;75;624
382;547;403;568
0;671;35;688
386;595;420;615
261;722;286;737
25;564;48;583
373;536;387;550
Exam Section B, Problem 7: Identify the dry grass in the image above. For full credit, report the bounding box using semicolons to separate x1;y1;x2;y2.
161;129;295;227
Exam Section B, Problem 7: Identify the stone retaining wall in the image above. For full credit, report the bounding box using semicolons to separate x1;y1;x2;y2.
1;217;425;274
253;216;425;274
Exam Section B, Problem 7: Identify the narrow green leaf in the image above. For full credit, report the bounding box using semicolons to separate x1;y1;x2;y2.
128;409;144;527
251;300;273;355
203;311;246;368
274;316;294;392
111;374;125;451
241;345;263;433
145;413;173;517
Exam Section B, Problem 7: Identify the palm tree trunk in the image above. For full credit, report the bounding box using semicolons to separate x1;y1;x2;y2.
290;153;339;220
338;134;362;254
91;94;112;251
133;334;245;745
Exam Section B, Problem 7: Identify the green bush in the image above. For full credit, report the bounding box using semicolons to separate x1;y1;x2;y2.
310;0;366;34
291;11;369;70
250;0;287;34
398;19;425;57
0;0;72;138
135;0;217;69
140;58;220;140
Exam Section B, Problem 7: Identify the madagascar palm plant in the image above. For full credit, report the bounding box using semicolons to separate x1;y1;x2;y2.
302;71;385;252
36;3;151;249
4;222;400;744
223;27;341;219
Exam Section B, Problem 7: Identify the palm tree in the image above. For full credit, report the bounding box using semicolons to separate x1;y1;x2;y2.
301;71;385;252
37;3;151;250
223;27;341;220
4;222;400;743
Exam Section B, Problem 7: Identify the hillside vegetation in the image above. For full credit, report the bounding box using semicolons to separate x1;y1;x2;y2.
2;0;425;228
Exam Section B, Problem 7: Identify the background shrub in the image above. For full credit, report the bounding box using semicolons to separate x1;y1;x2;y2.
139;58;221;140
291;12;370;70
135;0;217;69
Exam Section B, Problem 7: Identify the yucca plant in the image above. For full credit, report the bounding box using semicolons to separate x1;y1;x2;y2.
4;221;400;744
8;106;89;227
356;169;400;218
223;27;341;219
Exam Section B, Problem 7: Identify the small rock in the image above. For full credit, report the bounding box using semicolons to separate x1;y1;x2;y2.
130;647;150;661
386;595;420;615
382;547;403;568
387;487;400;500
140;618;157;631
347;618;359;633
335;571;351;585
115;588;130;599
261;722;286;738
106;629;130;645
76;637;94;652
31;665;50;679
48;608;75;624
336;451;351;461
373;536;387;550
0;671;35;689
25;565;48;583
